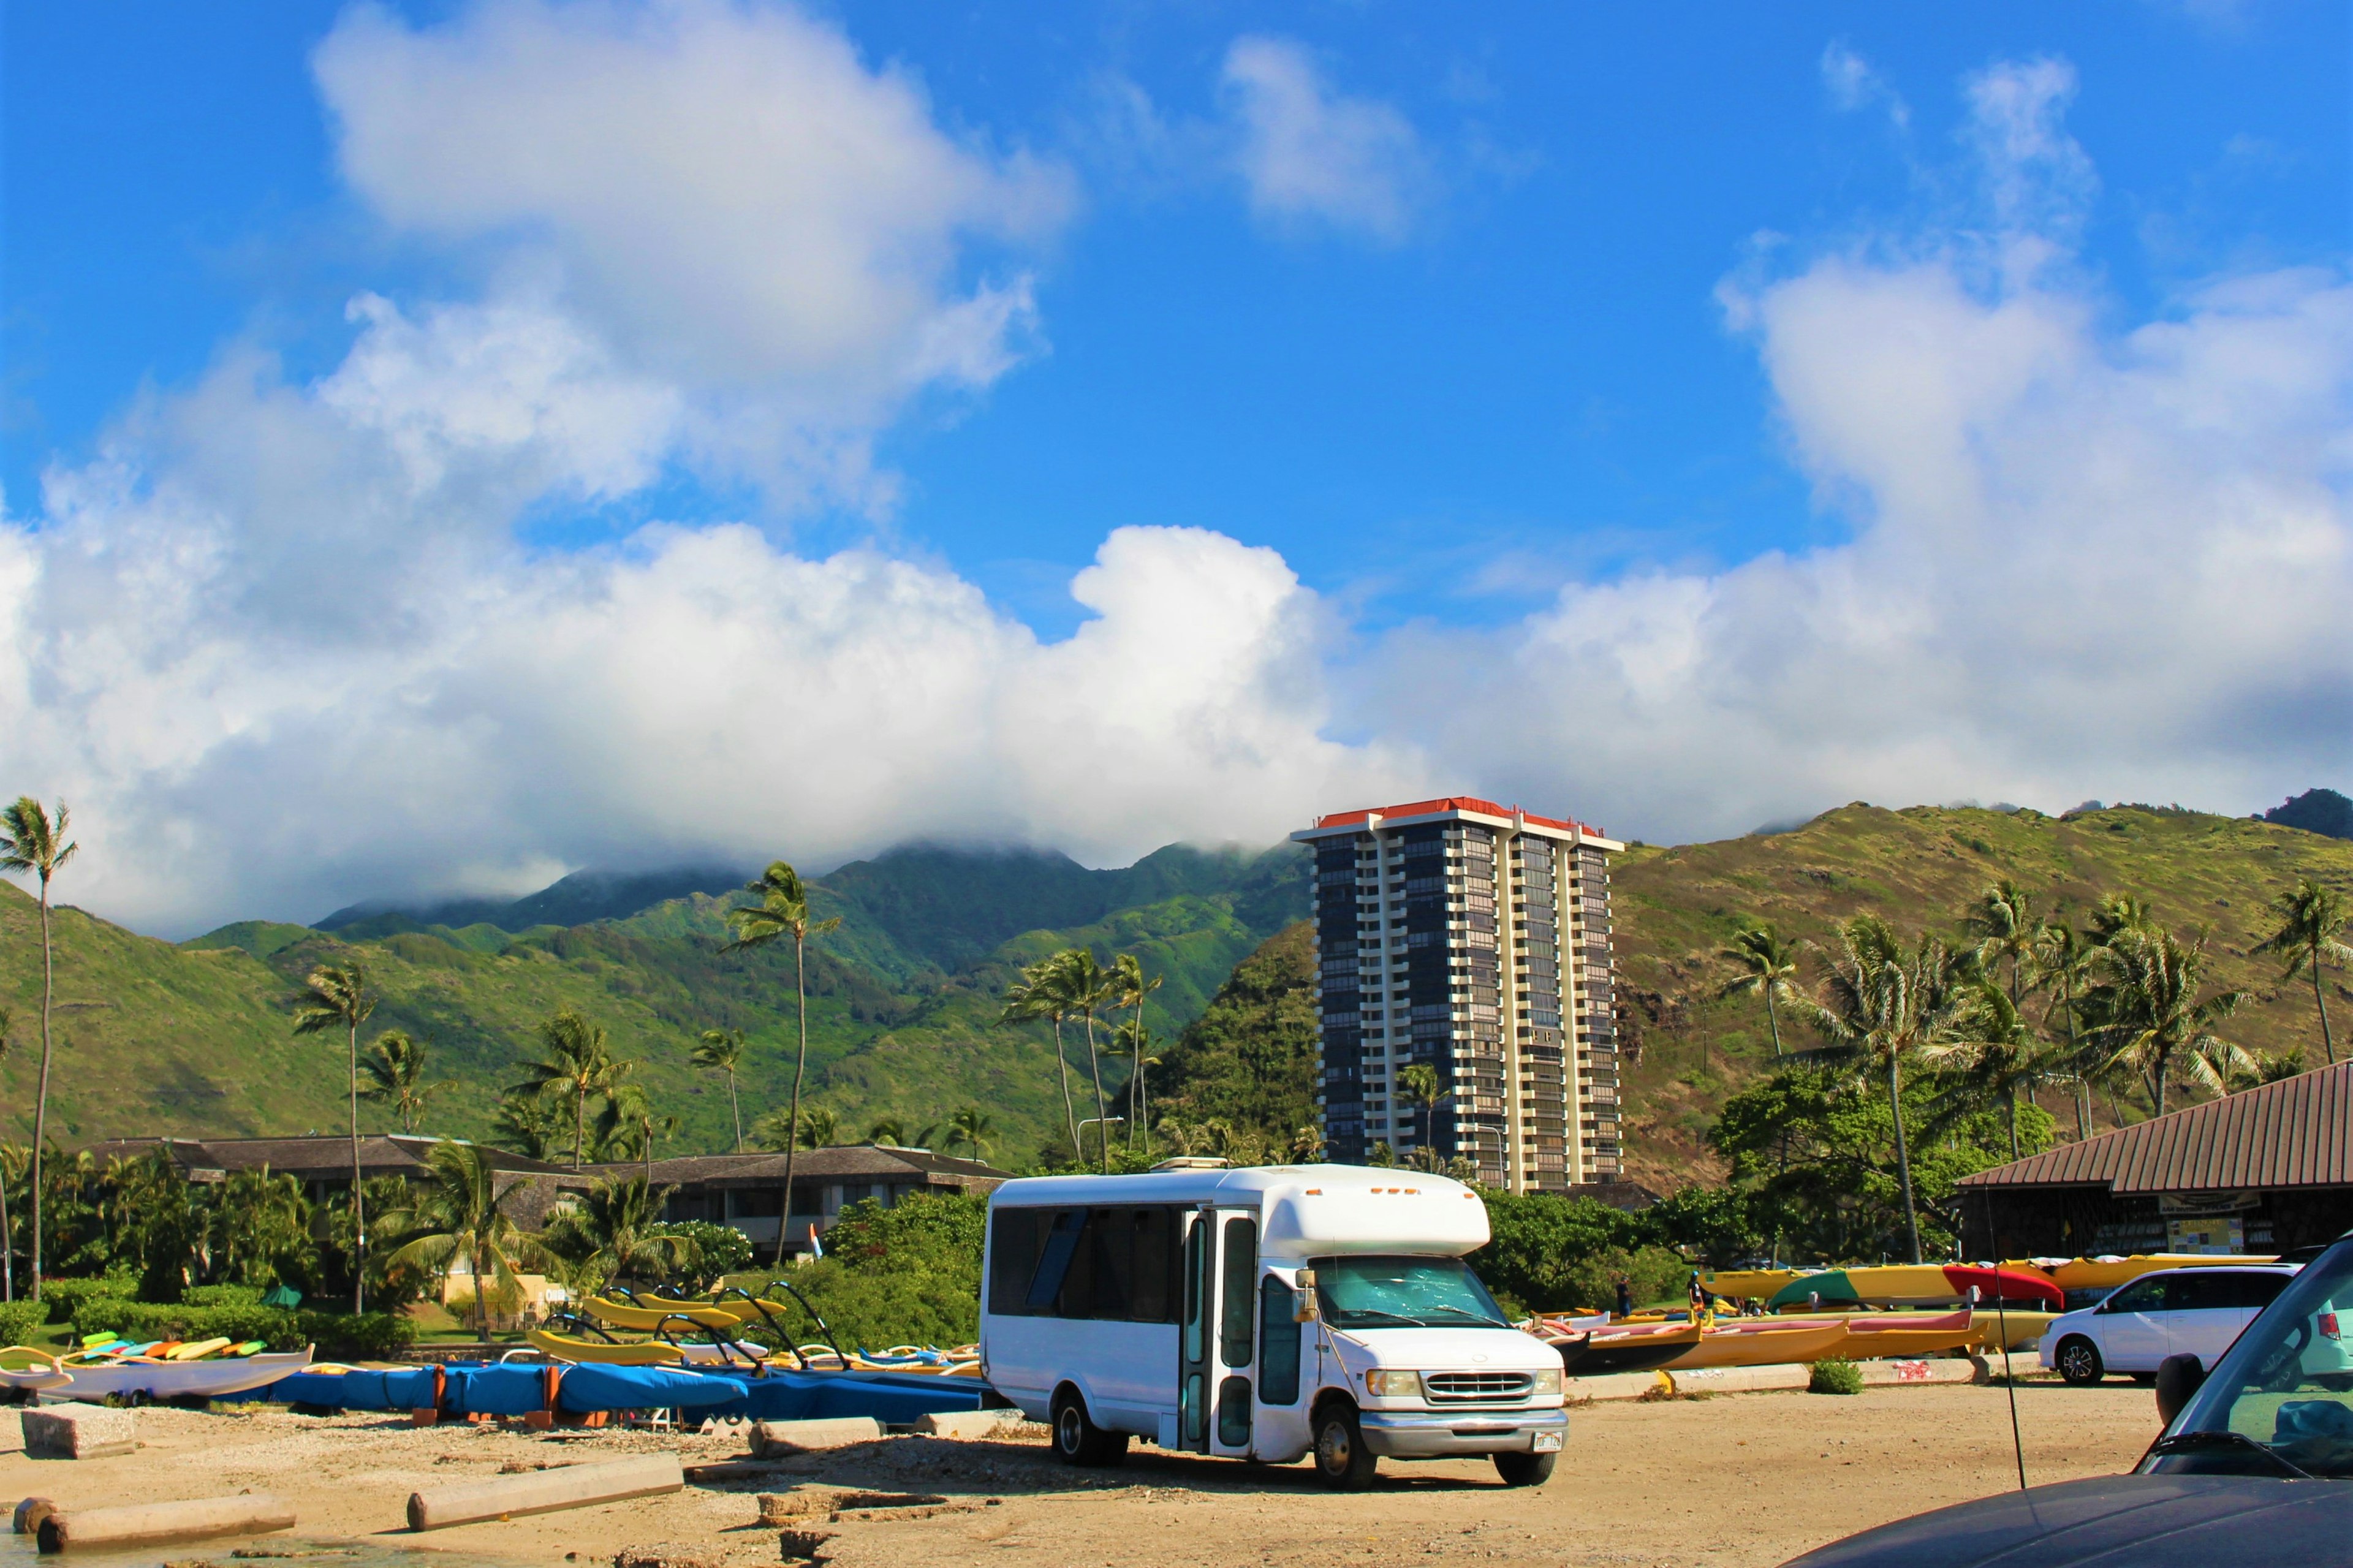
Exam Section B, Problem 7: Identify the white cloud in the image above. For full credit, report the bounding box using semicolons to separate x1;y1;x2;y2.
1821;40;1909;130
1218;37;1430;242
313;0;1072;505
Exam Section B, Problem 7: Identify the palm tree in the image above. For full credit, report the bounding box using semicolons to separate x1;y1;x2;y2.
2250;878;2351;1066
722;861;840;1265
209;1166;311;1288
691;1028;751;1151
289;961;376;1312
491;1091;567;1161
1113;954;1162;1147
1716;925;1802;1058
0;1009;13;1300
2089;893;2154;945
866;1114;907;1147
1793;915;1963;1264
2081;926;2250;1118
1290;1123;1327;1162
1059;949;1123;1172
1919;980;2053;1162
547;1174;689;1293
359;1031;451;1134
379;1141;556;1342
945;1105;995;1161
752;1102;835;1151
1001;958;1081;1157
1966;880;2038;1006
1397;1061;1450;1163
1112;1018;1162;1156
594;1083;678;1184
507;1007;634;1170
1;798;77;1303
2031;917;2101;1138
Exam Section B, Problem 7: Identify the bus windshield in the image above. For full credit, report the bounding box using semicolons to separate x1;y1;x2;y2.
1313;1255;1509;1330
2146;1240;2353;1480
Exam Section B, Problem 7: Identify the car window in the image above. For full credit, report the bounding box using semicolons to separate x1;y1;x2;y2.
2152;1244;2353;1481
2167;1272;2243;1312
2102;1278;2165;1314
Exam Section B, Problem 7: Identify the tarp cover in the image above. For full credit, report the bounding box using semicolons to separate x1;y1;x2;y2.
555;1362;748;1413
713;1368;988;1423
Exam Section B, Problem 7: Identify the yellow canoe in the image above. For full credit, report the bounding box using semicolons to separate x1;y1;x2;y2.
1662;1321;1851;1371
582;1295;755;1331
1836;1309;1977;1359
2020;1256;2276;1293
1969;1310;2056;1352
527;1328;696;1365
166;1338;233;1362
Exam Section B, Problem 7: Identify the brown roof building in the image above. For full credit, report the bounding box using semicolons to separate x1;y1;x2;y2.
596;1145;1011;1255
80;1134;588;1227
1956;1062;2353;1259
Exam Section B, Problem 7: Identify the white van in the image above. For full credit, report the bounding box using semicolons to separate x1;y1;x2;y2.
979;1162;1567;1489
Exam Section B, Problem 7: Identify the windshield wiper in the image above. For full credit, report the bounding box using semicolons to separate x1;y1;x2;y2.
1333;1308;1425;1328
1416;1305;1509;1328
2148;1429;2316;1480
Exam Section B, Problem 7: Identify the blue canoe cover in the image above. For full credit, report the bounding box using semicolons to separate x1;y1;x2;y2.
715;1369;987;1423
555;1362;749;1413
446;1363;552;1416
263;1366;442;1410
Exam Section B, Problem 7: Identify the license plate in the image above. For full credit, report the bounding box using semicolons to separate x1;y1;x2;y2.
1531;1431;1563;1452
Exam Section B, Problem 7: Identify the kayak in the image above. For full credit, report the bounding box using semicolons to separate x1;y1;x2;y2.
583;1294;756;1331
1662;1321;1851;1371
1702;1270;1802;1301
1837;1308;1977;1358
1764;1266;2061;1312
1527;1319;1706;1377
48;1347;314;1399
2021;1255;2276;1293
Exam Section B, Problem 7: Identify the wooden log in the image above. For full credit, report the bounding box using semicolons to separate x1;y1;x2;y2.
36;1492;294;1552
405;1454;684;1532
20;1404;135;1461
13;1497;57;1536
748;1418;881;1457
912;1409;1018;1440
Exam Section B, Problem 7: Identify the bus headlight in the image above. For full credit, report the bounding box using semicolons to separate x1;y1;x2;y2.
1529;1368;1563;1396
1363;1369;1420;1398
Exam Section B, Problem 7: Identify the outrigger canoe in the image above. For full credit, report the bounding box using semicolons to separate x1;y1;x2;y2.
1763;1266;2061;1312
0;1346;313;1399
1661;1320;1850;1371
2020;1255;2275;1295
1529;1319;1705;1377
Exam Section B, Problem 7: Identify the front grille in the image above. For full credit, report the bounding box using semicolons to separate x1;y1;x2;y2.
1421;1371;1533;1404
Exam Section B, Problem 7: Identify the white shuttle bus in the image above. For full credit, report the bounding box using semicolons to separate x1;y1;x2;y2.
979;1162;1566;1488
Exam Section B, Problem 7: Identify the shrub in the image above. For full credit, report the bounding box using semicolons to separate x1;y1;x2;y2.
0;1300;50;1347
297;1310;415;1362
1562;1244;1694;1315
35;1276;135;1325
1808;1357;1863;1396
182;1284;262;1309
652;1221;754;1286
67;1300;412;1360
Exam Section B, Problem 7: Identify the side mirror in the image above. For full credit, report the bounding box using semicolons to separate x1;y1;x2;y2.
1294;1269;1319;1322
2154;1353;2205;1426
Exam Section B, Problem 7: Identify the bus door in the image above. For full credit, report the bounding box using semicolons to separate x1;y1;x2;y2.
1178;1206;1259;1457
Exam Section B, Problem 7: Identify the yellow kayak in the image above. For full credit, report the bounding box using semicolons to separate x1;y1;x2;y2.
583;1295;755;1331
527;1328;696;1365
2019;1256;2275;1293
1701;1270;1801;1300
1662;1321;1851;1371
1969;1309;2056;1352
166;1338;233;1362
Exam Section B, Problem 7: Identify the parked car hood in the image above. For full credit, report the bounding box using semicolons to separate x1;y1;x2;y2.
1779;1474;2349;1566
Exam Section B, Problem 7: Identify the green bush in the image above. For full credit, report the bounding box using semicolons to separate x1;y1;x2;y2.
653;1221;754;1286
1561;1244;1694;1315
0;1300;50;1347
182;1284;262;1309
296;1310;415;1362
69;1299;410;1360
1808;1357;1863;1396
721;1192;987;1354
35;1276;135;1325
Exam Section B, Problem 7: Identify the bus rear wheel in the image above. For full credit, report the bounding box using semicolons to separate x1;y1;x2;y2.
1493;1451;1556;1487
1050;1388;1127;1467
1312;1403;1378;1490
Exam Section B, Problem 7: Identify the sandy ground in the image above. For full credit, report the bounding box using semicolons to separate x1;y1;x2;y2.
0;1382;2166;1568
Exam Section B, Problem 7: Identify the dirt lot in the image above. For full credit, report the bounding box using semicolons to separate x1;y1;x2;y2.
0;1382;2165;1568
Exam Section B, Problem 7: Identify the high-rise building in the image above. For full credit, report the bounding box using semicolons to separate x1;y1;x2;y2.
1292;797;1625;1191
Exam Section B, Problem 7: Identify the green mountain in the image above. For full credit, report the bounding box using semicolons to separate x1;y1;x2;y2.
0;842;1310;1160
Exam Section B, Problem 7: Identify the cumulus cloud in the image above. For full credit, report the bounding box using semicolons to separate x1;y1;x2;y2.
313;0;1070;505
1218;37;1430;242
1820;40;1909;129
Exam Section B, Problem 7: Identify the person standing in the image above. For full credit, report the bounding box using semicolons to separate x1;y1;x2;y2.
1615;1277;1633;1319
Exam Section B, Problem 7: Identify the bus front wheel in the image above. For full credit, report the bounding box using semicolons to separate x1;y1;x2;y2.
1311;1403;1378;1491
1051;1388;1127;1468
1493;1450;1556;1487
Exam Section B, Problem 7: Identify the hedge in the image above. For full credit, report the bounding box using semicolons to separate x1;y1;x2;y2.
0;1300;49;1347
33;1277;135;1324
72;1300;415;1361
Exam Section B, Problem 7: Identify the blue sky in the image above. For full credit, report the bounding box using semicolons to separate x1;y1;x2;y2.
2;2;2348;931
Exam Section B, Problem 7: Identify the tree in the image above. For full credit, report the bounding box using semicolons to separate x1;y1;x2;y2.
1113;954;1162;1147
722;861;840;1265
1;797;77;1303
1716;925;1802;1058
1111;1018;1161;1155
2250;877;2351;1066
545;1175;690;1294
1001;957;1081;1157
1965;880;2037;1007
754;1101;836;1151
1919;980;2053;1162
288;961;376;1312
2031;917;2101;1138
507;1007;634;1171
1791;915;1964;1265
208;1166;311;1289
692;1028;751;1151
490;1091;567;1161
945;1105;995;1161
866;1115;906;1147
2081;926;2250;1118
360;1031;450;1134
1048;949;1121;1172
0;1010;13;1300
379;1141;556;1343
594;1083;677;1184
1397;1061;1451;1168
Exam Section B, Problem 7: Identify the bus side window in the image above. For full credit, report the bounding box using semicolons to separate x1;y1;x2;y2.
1219;1217;1257;1368
987;1208;1044;1315
1131;1207;1178;1322
1025;1208;1088;1314
1257;1276;1300;1405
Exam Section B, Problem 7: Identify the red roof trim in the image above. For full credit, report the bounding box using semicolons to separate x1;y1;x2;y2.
1310;797;1605;838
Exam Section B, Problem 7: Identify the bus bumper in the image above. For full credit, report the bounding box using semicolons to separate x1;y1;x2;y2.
1356;1408;1568;1458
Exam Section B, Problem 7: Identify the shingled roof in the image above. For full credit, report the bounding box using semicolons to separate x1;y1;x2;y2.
1958;1061;2353;1194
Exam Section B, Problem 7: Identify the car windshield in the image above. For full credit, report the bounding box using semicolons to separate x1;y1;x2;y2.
1313;1254;1509;1330
2146;1240;2353;1480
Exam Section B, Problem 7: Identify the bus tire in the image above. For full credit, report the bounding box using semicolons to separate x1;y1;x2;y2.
1311;1401;1378;1491
1050;1387;1126;1468
2055;1336;2104;1387
1493;1450;1556;1488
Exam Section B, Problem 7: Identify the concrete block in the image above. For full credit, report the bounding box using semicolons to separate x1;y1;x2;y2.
406;1455;684;1532
1856;1356;1982;1387
912;1409;1019;1440
39;1493;294;1552
748;1418;882;1457
20;1403;135;1460
1564;1371;1670;1402
0;1410;23;1454
1661;1364;1811;1396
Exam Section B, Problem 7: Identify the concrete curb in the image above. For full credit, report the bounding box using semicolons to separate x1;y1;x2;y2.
1568;1355;1989;1401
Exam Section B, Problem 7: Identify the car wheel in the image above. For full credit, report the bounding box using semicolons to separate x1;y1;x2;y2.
1312;1402;1379;1490
1050;1388;1127;1467
1493;1450;1556;1488
2055;1336;2104;1387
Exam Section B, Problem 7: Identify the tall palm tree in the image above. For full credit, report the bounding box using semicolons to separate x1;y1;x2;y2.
595;1083;677;1184
1965;880;2038;1006
1001;958;1081;1157
866;1114;907;1147
691;1028;751;1151
722;862;839;1265
491;1091;567;1161
2089;893;2154;945
547;1174;690;1294
1112;1018;1161;1156
1059;949;1122;1172
1113;954;1162;1146
1;798;77;1304
2031;918;2101;1138
359;1031;451;1134
2081;926;2250;1118
2250;877;2351;1066
1919;980;2052;1161
0;1009;13;1300
1793;915;1962;1264
1716;924;1802;1058
508;1007;633;1171
289;961;376;1312
945;1105;995;1161
379;1141;556;1343
1397;1061;1450;1162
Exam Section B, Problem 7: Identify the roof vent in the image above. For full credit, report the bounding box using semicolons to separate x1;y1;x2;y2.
1150;1157;1234;1172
